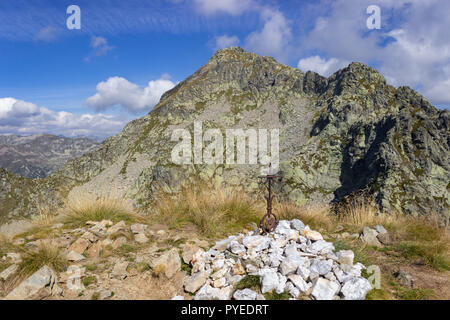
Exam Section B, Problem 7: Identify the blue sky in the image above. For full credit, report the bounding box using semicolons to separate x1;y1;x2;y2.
0;0;449;140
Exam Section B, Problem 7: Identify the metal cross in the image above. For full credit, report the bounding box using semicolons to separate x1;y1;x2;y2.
259;166;282;234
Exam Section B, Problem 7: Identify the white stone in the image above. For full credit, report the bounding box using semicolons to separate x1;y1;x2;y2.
184;270;207;293
341;277;372;300
337;250;354;266
242;236;270;252
213;277;227;288
213;237;235;251
310;240;335;254
211;267;229;280
228;275;243;286
259;268;279;294
194;284;233;300
311;278;340;300
171;295;185;300
279;257;303;276
277;220;291;230
286;281;300;298
228;241;246;255
309;259;332;275
284;244;299;258
290;219;305;231
333;267;354;283
246;264;259;275
276;228;299;241
270;238;288;250
301;229;323;241
276;274;287;294
191;249;206;273
288;274;311;293
233;288;258;300
359;227;382;247
296;265;311;281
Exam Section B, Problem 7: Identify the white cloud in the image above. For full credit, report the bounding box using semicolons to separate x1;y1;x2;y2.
215;35;240;49
85;36;114;61
297;56;349;77
86;76;176;113
244;8;292;62
194;0;254;16
0;98;128;140
300;0;450;105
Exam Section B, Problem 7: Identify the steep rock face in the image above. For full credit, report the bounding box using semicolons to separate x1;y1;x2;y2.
0;134;100;178
1;47;448;221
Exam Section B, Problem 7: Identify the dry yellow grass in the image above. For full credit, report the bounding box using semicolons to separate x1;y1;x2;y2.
17;244;68;278
277;195;449;272
63;193;138;227
152;186;264;238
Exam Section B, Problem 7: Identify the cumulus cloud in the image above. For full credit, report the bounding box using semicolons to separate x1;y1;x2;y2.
244;8;292;62
194;0;254;16
297;56;349;77
215;35;240;50
300;0;450;106
86;76;176;113
0;98;128;140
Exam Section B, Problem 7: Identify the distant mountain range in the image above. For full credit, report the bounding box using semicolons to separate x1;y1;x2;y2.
0;134;100;178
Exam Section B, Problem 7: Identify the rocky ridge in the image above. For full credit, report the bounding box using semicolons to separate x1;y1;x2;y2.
0;134;100;178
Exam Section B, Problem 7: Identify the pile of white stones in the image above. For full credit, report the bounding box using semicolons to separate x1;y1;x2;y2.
183;219;372;300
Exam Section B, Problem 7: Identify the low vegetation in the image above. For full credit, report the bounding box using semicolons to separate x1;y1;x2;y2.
234;275;261;292
152;186;263;238
17;245;68;278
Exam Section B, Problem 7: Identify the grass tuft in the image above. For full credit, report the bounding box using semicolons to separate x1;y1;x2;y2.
18;245;68;278
63;194;137;228
152;186;263;238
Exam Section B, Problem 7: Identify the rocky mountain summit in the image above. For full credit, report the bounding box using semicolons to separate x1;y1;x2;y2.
0;134;100;178
0;47;448;222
